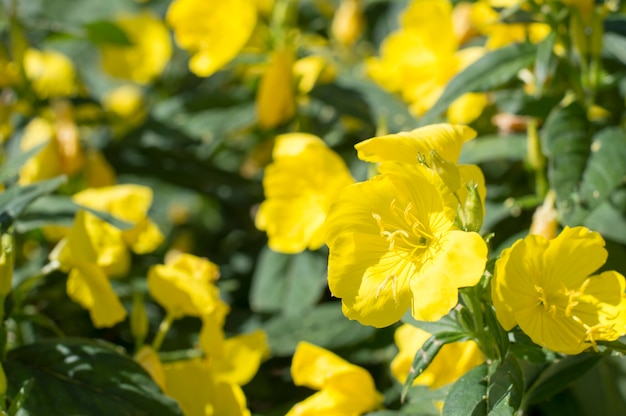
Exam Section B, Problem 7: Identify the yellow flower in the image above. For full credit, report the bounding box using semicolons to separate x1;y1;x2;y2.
51;210;129;327
326;161;487;327
23;49;77;98
83;150;116;188
255;133;354;253
18;116;84;185
147;253;225;319
72;184;164;254
331;0;365;46
167;0;257;77
163;358;251;416
100;12;172;84
491;226;626;354
102;84;146;130
391;324;483;389
256;48;297;129
366;0;488;122
286;341;383;416
355;124;487;210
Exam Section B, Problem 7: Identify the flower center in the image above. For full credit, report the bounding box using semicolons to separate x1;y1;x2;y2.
372;199;436;262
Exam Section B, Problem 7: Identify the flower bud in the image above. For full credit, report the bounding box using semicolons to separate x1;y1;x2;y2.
0;232;14;297
461;183;483;233
529;189;558;240
429;150;461;192
131;291;149;345
331;0;365;46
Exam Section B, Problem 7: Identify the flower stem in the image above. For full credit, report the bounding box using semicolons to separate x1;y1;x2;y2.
151;311;176;352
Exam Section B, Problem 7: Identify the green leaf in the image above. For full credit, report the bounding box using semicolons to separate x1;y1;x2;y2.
541;102;591;225
578;127;626;211
583;200;626;244
603;32;626;65
0;142;46;183
263;303;375;356
442;364;489;416
401;310;463;336
0;176;67;230
84;20;132;46
423;42;537;123
401;332;467;401
534;31;558;96
523;353;602;406
4;338;182;416
7;378;34;416
249;247;328;316
15;194;133;233
459;134;527;164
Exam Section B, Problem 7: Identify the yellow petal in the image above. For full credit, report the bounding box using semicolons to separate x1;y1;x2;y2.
135;346;167;391
100;12;172;84
355;123;476;164
18;118;61;185
213;330;269;385
66;263;127;328
447;92;488;124
256;135;353;253
167;0;257;78
23;49;77;98
147;253;224;318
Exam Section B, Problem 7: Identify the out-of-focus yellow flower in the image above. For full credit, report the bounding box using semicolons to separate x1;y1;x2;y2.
18;116;84;184
286;341;383;416
147;253;225;319
163;358;251;416
167;0;257;78
331;0;365;46
391;324;484;389
84;150;116;188
470;1;550;49
100;12;172;84
366;0;488;122
256;48;297;129
293;55;335;95
492;226;626;354
102;84;146;126
23;49;78;98
326;161;488;327
135;346;167;391
255;133;354;253
51;210;129;327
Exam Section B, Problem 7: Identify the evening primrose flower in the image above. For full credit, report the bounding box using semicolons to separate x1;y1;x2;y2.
491;226;626;355
326;162;487;327
391;324;483;389
286;341;383;416
167;0;257;77
255;133;354;253
23;49;78;98
366;0;488;122
147;253;225;319
100;12;172;84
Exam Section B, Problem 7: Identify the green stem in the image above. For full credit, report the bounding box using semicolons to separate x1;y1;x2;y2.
151;311;176;352
527;119;548;199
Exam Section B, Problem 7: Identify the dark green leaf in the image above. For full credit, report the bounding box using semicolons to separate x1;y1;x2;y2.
0;176;66;230
491;89;563;118
263;303;375;356
7;378;34;416
442;364;489;416
541;102;591;225
584;200;626;244
534;31;558;96
401;310;463;336
16;194;133;233
249;247;328;316
423;43;537;122
0;142;46;183
603;32;626;65
4;338;182;416
402;332;467;401
488;358;524;415
459;134;527;164
84;21;132;46
523;353;602;406
578;127;626;210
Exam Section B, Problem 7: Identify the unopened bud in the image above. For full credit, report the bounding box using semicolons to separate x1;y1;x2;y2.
461;183;484;233
0;233;14;297
131;291;149;345
331;0;365;46
529;189;558;240
429;150;461;192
